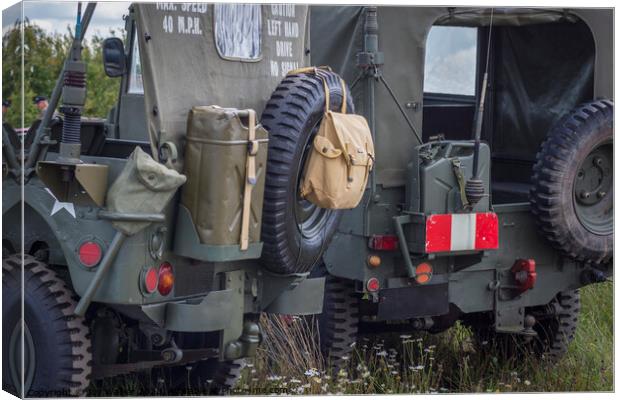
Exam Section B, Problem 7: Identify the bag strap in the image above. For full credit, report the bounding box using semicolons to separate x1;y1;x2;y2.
316;69;347;114
240;109;258;251
287;66;347;114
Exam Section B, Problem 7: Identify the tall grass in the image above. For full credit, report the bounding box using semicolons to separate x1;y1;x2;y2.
92;282;612;395
234;281;613;394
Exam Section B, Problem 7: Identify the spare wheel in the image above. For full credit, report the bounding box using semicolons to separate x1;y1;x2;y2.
259;70;354;275
530;99;613;264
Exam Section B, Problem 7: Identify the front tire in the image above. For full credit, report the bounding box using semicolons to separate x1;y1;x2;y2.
2;254;92;396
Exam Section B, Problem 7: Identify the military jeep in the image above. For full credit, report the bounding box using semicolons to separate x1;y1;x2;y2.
2;2;347;395
305;6;613;364
1;2;613;396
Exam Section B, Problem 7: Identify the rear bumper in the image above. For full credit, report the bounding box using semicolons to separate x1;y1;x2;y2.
140;276;326;333
141;289;236;332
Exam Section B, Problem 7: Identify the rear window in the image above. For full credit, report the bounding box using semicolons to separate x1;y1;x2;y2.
214;4;262;61
424;26;477;96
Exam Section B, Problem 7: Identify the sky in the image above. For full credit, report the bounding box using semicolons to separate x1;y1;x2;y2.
2;1;478;96
2;1;129;40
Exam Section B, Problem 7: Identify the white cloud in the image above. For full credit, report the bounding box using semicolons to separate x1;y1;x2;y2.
20;1;129;40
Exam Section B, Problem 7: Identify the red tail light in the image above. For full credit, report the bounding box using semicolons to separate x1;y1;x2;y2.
414;262;433;284
157;262;174;296
78;241;102;267
511;259;536;292
366;277;380;292
144;267;158;294
368;235;399;251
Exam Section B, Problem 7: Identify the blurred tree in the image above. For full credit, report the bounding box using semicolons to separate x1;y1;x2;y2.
2;19;122;128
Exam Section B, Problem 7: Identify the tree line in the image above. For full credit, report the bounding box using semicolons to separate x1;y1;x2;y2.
2;19;122;128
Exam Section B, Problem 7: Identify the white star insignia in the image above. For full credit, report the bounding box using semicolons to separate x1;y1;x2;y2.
45;188;76;218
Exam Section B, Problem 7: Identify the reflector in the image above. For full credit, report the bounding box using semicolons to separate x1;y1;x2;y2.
78;241;102;267
425;212;499;253
368;235;399;251
144;267;158;294
366;277;380;292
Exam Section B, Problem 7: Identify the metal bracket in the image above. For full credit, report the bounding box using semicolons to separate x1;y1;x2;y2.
393;213;425;278
37;161;109;206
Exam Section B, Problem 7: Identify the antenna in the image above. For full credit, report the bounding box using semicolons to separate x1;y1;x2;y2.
464;8;494;208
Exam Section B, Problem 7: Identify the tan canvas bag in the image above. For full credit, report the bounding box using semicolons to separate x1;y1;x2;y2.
299;69;374;209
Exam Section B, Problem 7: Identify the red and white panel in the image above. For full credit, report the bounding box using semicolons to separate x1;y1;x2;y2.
425;212;499;253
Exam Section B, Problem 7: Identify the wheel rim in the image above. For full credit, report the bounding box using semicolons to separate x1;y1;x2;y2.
573;141;613;235
293;120;334;238
8;320;36;395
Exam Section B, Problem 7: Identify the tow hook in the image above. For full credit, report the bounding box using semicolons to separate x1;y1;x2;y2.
521;314;538;340
161;346;183;363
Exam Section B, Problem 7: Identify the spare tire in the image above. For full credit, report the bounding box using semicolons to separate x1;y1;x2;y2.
260;71;354;275
530;99;613;264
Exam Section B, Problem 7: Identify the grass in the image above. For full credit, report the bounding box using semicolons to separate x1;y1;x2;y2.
92;281;613;395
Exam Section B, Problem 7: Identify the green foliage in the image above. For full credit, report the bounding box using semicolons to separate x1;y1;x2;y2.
2;20;122;128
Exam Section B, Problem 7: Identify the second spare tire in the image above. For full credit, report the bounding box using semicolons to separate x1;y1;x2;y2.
260;70;354;275
530;99;613;264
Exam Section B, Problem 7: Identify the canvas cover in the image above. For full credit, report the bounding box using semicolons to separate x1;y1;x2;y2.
181;106;268;247
300;72;374;209
106;147;186;235
309;6;612;187
134;3;309;171
490;20;595;166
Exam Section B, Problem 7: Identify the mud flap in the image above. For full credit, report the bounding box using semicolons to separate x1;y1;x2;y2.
264;277;326;315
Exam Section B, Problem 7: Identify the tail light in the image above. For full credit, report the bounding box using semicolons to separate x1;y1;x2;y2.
367;255;382;268
366;277;380;292
143;267;159;294
157;262;174;296
78;241;102;267
511;259;536;292
414;262;433;284
368;235;399;251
